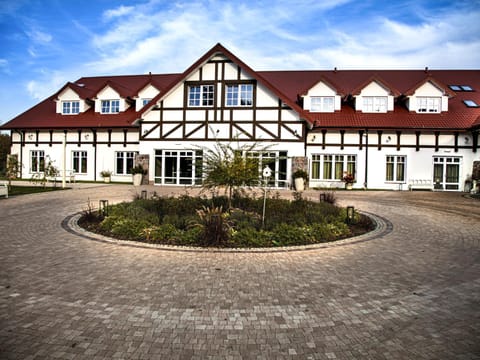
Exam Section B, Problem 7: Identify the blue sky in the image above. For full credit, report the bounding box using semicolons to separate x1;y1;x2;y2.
1;0;479;126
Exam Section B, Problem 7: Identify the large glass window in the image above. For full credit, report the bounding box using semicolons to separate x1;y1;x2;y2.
417;97;441;113
116;151;137;175
226;84;253;106
31;150;45;173
188;85;214;107
311;154;357;181
363;96;387;113
72;151;87;174
310;96;334;112
62;101;80;114
386;155;406;182
155;150;203;185
101;100;120;113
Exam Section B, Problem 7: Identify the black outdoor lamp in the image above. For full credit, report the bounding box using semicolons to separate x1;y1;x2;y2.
99;199;109;216
346;206;355;224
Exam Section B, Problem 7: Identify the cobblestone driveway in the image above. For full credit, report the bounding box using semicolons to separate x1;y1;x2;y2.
1;185;479;359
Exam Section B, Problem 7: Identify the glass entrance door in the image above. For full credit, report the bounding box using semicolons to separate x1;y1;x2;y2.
433;157;461;190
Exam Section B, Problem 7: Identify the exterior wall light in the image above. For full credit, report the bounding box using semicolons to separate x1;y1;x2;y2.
346;206;355;224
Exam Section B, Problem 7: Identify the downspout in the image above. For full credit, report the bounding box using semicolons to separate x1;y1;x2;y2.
62;131;66;188
93;129;97;182
364;129;369;189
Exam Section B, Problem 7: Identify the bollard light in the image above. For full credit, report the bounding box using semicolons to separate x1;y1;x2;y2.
319;193;325;202
346;206;355;224
141;190;147;199
99;199;109;216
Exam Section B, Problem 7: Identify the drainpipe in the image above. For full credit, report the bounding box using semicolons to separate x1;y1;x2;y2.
364;129;369;189
62;131;66;189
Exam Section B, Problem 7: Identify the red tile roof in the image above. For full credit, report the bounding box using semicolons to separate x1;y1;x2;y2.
1;43;479;131
2;73;181;129
259;69;480;130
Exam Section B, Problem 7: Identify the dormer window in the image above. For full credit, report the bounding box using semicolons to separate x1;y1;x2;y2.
101;100;120;113
363;96;387;113
417;97;441;113
62;101;80;114
142;98;151;106
311;96;334;112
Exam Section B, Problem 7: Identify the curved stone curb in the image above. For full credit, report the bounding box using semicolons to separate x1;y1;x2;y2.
62;211;393;253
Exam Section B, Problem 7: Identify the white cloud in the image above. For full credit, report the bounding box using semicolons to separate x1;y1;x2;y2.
103;5;135;20
82;0;480;77
26;29;52;44
0;59;9;74
26;70;75;101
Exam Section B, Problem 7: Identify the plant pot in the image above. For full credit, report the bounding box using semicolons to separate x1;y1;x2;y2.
294;177;305;192
133;174;143;186
103;177;111;183
345;183;353;190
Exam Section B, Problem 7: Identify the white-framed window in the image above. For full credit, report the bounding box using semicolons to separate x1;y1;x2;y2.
116;151;137;175
386;155;406;182
363;96;387;113
62;101;80;114
72;151;87;174
417;97;441;113
310;96;334;112
226;84;253;106
311;154;356;180
101;99;120;113
31;150;45;173
142;99;151;106
188;85;214;107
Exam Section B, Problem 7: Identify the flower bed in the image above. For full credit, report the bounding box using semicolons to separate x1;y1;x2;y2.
79;194;374;248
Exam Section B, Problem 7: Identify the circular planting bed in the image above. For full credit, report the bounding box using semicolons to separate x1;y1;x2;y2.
79;194;374;248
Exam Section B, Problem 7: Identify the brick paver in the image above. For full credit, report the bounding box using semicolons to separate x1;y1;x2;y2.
1;184;479;359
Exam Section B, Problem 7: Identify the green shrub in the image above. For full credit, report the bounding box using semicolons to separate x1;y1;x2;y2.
231;228;272;247
143;224;180;243
110;218;151;240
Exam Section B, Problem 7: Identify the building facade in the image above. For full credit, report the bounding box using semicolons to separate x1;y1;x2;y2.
2;44;480;191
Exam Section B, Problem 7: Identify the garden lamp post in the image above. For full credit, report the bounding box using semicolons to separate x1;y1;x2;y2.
262;165;272;227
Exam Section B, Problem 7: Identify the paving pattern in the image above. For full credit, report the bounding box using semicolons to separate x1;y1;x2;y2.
0;184;479;359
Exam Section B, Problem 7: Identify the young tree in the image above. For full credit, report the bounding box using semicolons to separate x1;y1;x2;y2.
6;155;21;187
200;140;270;208
0;133;10;176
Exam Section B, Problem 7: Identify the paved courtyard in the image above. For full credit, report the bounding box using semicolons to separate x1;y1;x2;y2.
0;184;479;359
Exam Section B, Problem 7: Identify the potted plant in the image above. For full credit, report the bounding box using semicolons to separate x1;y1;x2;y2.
342;172;355;190
100;170;112;183
293;169;308;192
131;165;146;186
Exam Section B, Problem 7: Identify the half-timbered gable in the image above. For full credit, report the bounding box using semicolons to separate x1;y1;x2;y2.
138;44;309;186
140;46;306;144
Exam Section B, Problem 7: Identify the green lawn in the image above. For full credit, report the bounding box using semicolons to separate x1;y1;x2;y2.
3;185;69;197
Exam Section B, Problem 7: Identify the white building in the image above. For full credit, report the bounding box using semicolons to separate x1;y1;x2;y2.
2;44;480;191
